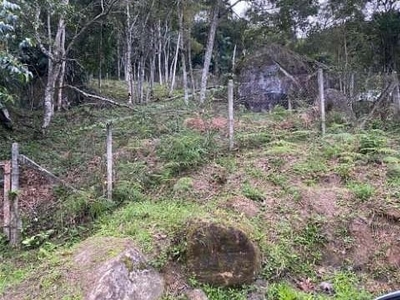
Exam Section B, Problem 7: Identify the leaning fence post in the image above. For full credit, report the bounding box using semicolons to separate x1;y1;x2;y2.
318;68;326;136
2;162;11;239
228;79;234;151
106;122;113;201
10;143;21;247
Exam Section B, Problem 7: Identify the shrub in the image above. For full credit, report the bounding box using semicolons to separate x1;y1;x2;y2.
242;182;265;202
157;130;212;175
113;180;147;203
358;130;387;155
386;165;400;182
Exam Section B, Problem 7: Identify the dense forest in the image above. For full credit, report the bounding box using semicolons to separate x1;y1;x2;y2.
0;0;399;128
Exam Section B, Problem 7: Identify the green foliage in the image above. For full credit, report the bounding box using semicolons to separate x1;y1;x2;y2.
113;180;147;203
347;182;375;202
237;132;272;149
358;130;387;155
265;272;371;300
293;158;328;180
173;177;194;194
386;165;400;181
321;133;358;160
57;192;115;227
266;282;308;300
22;229;55;249
201;284;249;300
267;173;288;187
0;262;30;294
116;161;153;189
156;130;212;175
332;272;372;300
266;140;298;156
98;199;204;252
261;241;306;280
0;0;32;103
242;182;265;202
334;163;354;182
294;219;326;248
270;105;291;121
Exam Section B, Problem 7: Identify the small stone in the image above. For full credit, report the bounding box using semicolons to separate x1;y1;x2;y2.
319;281;334;295
185;289;209;300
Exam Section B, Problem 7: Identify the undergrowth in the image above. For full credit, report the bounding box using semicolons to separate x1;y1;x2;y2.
2;81;400;299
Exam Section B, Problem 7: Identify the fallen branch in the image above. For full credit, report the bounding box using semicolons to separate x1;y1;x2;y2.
273;60;302;89
67;85;134;109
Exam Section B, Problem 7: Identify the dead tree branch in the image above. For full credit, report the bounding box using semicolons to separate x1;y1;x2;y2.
67;85;134;109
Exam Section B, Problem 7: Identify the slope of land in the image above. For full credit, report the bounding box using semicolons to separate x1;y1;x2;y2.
1;81;400;299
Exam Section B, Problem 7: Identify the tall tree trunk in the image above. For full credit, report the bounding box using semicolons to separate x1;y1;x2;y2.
169;31;181;96
231;44;237;72
126;1;134;104
158;19;163;85
199;2;220;104
150;54;155;95
117;35;121;80
43;12;53;128
57;18;66;111
187;27;196;98
139;56;145;103
163;22;170;86
98;21;103;91
43;1;68;128
178;3;188;103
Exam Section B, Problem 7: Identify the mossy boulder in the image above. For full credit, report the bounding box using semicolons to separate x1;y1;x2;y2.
185;222;261;287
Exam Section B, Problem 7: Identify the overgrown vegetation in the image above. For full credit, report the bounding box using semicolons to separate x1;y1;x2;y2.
1;83;400;299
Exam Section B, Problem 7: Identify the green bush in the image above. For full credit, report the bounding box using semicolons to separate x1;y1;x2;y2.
113;180;147;203
334;163;354;182
157;130;212;175
358;130;387;155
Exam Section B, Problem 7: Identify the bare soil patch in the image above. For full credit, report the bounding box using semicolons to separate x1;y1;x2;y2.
0;165;56;225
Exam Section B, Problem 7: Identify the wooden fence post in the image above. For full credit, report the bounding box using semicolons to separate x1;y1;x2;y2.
106;122;113;201
10;143;21;247
2;162;11;239
349;73;355;98
318;68;326;136
228;79;234;151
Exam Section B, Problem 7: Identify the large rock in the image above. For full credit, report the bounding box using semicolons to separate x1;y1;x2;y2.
186;222;261;287
0;102;13;130
237;45;315;112
323;88;355;121
74;237;164;300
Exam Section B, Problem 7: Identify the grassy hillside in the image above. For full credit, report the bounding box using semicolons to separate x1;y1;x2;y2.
1;81;400;299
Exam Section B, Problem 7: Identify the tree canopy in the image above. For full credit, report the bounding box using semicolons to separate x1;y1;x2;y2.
0;0;398;128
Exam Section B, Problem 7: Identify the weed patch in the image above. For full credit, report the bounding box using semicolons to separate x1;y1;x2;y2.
156;130;215;176
347;182;375;202
242;182;265;202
